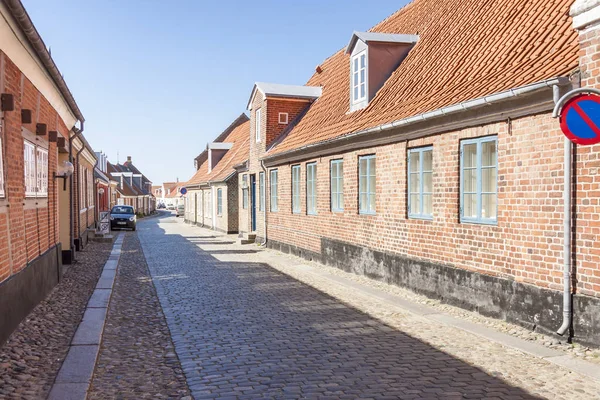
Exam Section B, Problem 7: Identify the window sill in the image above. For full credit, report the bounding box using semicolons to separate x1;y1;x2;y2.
408;215;433;221
331;209;344;213
359;211;376;216
307;212;318;216
80;208;88;213
460;218;498;226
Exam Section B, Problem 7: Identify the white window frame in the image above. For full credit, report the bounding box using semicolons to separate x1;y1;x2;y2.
306;163;317;215
408;146;433;219
359;155;376;215
259;172;265;212
460;136;498;224
24;140;37;197
36;147;49;198
330;159;343;212
0;136;5;198
291;165;301;214
217;188;223;216
270;169;278;212
278;112;288;125
351;51;367;104
255;108;262;143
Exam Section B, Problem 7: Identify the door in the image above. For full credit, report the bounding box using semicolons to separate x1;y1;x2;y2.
250;174;257;232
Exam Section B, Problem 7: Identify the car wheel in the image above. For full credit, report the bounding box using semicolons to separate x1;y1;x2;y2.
132;226;136;231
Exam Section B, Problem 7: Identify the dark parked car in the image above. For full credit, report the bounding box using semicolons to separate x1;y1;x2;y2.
110;205;137;231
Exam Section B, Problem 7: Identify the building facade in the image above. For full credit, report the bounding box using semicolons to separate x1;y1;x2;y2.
239;0;600;347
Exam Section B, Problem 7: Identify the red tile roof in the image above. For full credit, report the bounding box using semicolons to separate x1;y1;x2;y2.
269;0;579;155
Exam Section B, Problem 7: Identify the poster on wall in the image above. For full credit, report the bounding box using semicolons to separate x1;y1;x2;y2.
99;211;110;235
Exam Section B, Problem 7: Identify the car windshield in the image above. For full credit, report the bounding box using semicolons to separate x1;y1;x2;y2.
111;206;134;214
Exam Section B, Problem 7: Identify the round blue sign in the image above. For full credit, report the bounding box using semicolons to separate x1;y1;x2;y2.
180;187;187;195
560;94;600;146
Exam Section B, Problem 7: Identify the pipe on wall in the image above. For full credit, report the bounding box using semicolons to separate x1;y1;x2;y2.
260;160;268;246
68;124;83;258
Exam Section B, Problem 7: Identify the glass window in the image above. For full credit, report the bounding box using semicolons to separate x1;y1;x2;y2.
255;108;262;142
292;165;301;214
352;51;367;103
270;170;278;212
408;147;433;219
359;155;376;214
242;175;248;209
306;163;317;215
460;136;497;223
217;188;223;216
330;159;343;212
24;140;36;197
259;172;265;212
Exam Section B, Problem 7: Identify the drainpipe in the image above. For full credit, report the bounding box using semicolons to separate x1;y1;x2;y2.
555;84;572;337
260;160;268;246
68;123;83;257
75;144;86;247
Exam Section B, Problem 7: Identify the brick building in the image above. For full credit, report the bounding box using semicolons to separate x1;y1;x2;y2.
184;114;249;233
0;0;95;344
238;0;600;346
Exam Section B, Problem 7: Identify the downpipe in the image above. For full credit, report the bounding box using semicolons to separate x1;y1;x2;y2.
554;84;572;337
68;123;83;258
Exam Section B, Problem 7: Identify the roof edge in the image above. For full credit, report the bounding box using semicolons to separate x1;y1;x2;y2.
4;0;84;122
264;76;572;166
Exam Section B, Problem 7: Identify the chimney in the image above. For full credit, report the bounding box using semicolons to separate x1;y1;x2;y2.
127;156;132;163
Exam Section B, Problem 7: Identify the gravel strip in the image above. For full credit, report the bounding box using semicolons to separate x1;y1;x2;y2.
0;241;113;400
87;232;190;400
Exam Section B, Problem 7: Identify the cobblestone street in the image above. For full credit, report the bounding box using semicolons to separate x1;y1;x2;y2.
136;213;600;400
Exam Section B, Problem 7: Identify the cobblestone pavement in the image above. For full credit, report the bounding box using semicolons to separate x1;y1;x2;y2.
88;232;190;399
0;241;112;400
136;214;600;400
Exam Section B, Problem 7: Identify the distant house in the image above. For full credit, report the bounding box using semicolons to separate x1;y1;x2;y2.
94;152;118;221
107;156;155;215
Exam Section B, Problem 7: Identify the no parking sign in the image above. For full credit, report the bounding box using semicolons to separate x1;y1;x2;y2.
555;88;600;145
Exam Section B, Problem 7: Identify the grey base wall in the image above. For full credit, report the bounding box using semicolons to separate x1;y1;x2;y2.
267;237;600;348
185;220;237;235
0;244;62;346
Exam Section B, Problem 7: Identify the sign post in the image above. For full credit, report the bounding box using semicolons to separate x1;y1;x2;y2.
554;88;600;145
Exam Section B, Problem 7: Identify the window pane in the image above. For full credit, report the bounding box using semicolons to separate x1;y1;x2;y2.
353;87;358;101
409;152;419;172
359;175;366;193
360;54;366;68
463;168;476;193
423;194;432;215
463;143;477;168
369;194;376;213
463;194;477;218
354;57;358;71
482;141;497;167
368;173;376;194
410;173;420;194
423;172;433;193
360;68;365;84
482;167;497;193
331;175;338;194
369;158;376;177
353;73;358;86
410;194;420;214
360;193;367;212
423;150;433;171
338;162;343;179
359;158;367;175
482;194;497;219
360;83;366;98
339;193;344;210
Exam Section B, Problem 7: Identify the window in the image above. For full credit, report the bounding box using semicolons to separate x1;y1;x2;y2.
259;172;265;212
255;108;262;142
330;159;343;212
306;163;317;215
352;51;367;104
278;112;288;124
408;147;433;219
24;141;37;197
0;137;5;197
242;175;248;209
207;190;212;215
291;165;301;213
460;136;497;223
359;155;376;214
270;169;278;212
217;188;223;216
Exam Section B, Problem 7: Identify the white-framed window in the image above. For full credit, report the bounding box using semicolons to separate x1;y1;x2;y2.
306;163;317;215
255;108;262;142
270;169;278;212
242;174;248;209
352;51;367;104
460;136;498;224
359;155;376;214
278;112;288;125
0;136;5;197
24;140;37;197
36;147;49;197
408;147;433;219
259;172;265;212
88;168;93;208
217;188;223;216
330;159;343;212
291;165;301;214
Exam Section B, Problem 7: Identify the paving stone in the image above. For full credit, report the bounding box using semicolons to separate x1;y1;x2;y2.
47;382;88;400
54;345;98;383
86;289;111;308
71;319;104;346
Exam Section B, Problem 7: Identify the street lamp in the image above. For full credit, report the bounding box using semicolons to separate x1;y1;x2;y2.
54;160;74;190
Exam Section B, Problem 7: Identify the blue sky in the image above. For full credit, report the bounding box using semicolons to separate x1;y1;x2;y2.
25;0;409;185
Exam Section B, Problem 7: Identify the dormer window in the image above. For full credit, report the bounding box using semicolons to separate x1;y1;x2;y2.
255;108;262;142
346;31;419;112
352;51;367;104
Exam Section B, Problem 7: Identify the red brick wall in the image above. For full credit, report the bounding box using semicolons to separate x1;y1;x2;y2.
574;25;600;297
0;51;69;282
265;113;599;298
265;99;311;147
